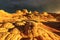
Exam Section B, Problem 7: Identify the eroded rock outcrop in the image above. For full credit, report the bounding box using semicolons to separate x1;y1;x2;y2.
0;9;59;40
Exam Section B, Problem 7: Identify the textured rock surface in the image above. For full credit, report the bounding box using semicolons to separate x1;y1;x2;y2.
0;9;60;40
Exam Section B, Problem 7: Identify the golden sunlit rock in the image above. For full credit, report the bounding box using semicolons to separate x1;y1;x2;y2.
0;9;59;40
43;12;48;16
2;22;15;29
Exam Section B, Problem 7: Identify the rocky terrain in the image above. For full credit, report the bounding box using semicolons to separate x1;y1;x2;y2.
0;9;60;40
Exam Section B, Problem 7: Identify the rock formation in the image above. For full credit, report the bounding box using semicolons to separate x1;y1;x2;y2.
0;9;59;40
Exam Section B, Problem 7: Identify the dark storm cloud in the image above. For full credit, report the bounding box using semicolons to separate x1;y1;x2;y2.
10;0;53;7
0;0;60;13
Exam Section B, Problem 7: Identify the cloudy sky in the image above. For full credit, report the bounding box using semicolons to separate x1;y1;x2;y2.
0;0;60;13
